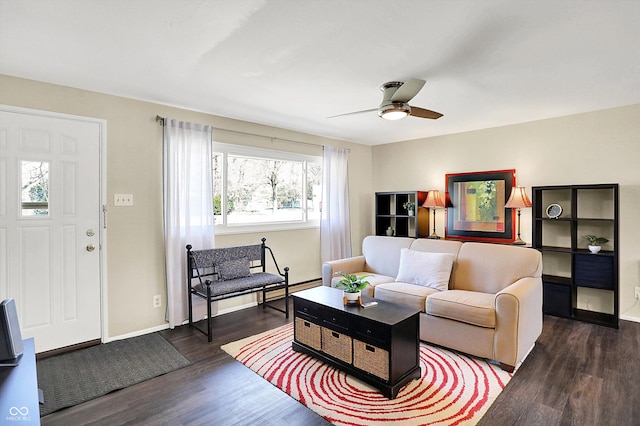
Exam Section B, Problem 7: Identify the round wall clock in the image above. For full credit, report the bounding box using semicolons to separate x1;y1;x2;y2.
546;203;562;219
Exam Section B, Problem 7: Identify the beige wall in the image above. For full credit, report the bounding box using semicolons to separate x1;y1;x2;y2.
3;73;638;337
372;103;640;321
0;74;373;337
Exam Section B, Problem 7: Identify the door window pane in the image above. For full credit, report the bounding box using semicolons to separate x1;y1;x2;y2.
21;160;49;216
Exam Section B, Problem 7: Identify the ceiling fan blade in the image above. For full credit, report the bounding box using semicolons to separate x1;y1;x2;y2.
409;106;443;120
327;108;378;119
391;78;426;103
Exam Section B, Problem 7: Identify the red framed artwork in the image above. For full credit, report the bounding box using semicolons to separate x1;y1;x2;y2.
445;169;516;243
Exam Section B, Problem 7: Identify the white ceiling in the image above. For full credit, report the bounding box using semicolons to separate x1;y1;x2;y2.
1;0;639;145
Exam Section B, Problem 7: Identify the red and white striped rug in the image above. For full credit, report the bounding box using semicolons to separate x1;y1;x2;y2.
221;323;511;426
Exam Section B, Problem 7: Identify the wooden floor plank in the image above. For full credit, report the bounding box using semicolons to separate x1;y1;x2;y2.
41;287;640;426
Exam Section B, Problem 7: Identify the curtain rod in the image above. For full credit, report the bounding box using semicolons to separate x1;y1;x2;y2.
155;115;326;149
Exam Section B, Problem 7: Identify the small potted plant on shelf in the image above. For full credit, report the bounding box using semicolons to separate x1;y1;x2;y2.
583;235;609;254
403;201;416;216
334;271;371;304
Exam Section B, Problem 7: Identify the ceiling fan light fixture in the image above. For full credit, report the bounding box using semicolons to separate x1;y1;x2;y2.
378;102;411;120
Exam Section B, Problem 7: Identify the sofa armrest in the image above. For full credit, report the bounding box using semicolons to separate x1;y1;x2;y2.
493;276;543;368
321;256;366;287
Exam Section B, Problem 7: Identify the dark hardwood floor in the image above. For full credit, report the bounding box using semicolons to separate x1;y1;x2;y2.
42;287;640;426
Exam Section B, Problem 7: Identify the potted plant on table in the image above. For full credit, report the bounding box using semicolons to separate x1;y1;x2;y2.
583;235;609;254
334;271;371;304
403;201;416;216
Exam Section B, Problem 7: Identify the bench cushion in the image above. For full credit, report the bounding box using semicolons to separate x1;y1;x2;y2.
190;244;262;266
194;272;285;297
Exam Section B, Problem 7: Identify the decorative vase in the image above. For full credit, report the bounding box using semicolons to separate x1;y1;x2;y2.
588;245;601;254
386;226;394;236
343;290;361;305
408;210;414;216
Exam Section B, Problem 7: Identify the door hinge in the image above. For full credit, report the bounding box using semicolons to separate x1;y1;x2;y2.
102;205;107;228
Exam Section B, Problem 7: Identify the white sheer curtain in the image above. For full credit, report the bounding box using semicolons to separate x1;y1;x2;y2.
320;146;352;262
163;118;215;328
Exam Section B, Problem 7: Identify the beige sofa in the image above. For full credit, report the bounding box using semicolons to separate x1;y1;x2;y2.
322;236;543;372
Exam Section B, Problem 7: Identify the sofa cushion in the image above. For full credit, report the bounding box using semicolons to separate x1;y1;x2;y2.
409;238;462;257
452;242;543;294
395;249;455;291
374;282;439;313
362;236;415;278
426;290;496;328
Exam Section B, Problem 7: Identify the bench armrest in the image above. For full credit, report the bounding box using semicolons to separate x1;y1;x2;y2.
321;256;366;287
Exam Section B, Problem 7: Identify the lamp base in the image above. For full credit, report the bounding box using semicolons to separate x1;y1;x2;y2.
428;233;441;240
511;238;527;245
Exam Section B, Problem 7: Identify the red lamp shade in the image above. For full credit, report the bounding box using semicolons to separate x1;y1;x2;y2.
422;190;445;209
504;187;532;209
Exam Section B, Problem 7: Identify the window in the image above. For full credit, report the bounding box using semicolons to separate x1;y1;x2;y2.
21;160;49;216
213;143;322;233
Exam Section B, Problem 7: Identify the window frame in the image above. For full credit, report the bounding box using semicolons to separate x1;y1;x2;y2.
213;142;322;234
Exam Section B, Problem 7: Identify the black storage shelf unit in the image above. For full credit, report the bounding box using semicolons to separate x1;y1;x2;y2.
375;191;429;238
532;183;619;328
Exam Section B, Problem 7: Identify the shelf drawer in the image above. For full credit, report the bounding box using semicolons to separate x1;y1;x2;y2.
322;311;349;331
295;317;321;351
295;299;321;320
353;339;389;381
321;327;352;364
574;254;614;290
351;317;390;347
543;282;572;316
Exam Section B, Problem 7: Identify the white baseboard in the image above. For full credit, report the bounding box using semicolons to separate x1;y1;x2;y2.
621;301;640;323
106;294;294;342
621;313;640;323
104;323;171;343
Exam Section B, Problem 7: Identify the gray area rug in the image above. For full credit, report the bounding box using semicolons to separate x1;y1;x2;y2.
37;333;190;416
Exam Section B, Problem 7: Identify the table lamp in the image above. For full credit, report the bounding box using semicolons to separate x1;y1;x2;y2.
422;190;445;239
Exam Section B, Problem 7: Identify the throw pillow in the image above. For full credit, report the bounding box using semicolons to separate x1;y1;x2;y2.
217;257;251;280
395;249;455;291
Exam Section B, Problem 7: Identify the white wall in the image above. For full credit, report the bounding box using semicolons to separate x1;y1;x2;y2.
372;103;640;322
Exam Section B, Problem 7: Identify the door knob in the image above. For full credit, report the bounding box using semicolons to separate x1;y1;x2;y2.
86;244;95;252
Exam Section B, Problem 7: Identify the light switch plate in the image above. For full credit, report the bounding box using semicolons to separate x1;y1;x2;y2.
114;194;133;206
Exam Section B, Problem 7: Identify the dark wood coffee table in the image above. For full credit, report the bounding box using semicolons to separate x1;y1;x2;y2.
292;286;421;399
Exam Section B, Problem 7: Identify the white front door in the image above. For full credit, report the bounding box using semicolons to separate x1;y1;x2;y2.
0;107;104;353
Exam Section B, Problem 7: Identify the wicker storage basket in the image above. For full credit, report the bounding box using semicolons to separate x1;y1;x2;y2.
321;327;353;364
353;339;389;381
295;317;321;351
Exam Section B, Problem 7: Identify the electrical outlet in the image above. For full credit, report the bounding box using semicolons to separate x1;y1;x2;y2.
153;295;161;308
635;287;640;300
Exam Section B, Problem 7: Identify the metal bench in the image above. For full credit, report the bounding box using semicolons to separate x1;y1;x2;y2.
186;238;289;342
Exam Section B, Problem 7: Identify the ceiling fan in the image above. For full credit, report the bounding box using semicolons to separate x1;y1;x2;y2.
328;78;443;121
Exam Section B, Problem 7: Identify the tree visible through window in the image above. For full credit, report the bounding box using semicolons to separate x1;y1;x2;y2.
21;160;49;216
213;143;321;231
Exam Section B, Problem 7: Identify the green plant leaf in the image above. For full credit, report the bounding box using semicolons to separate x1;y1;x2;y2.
333;271;371;293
